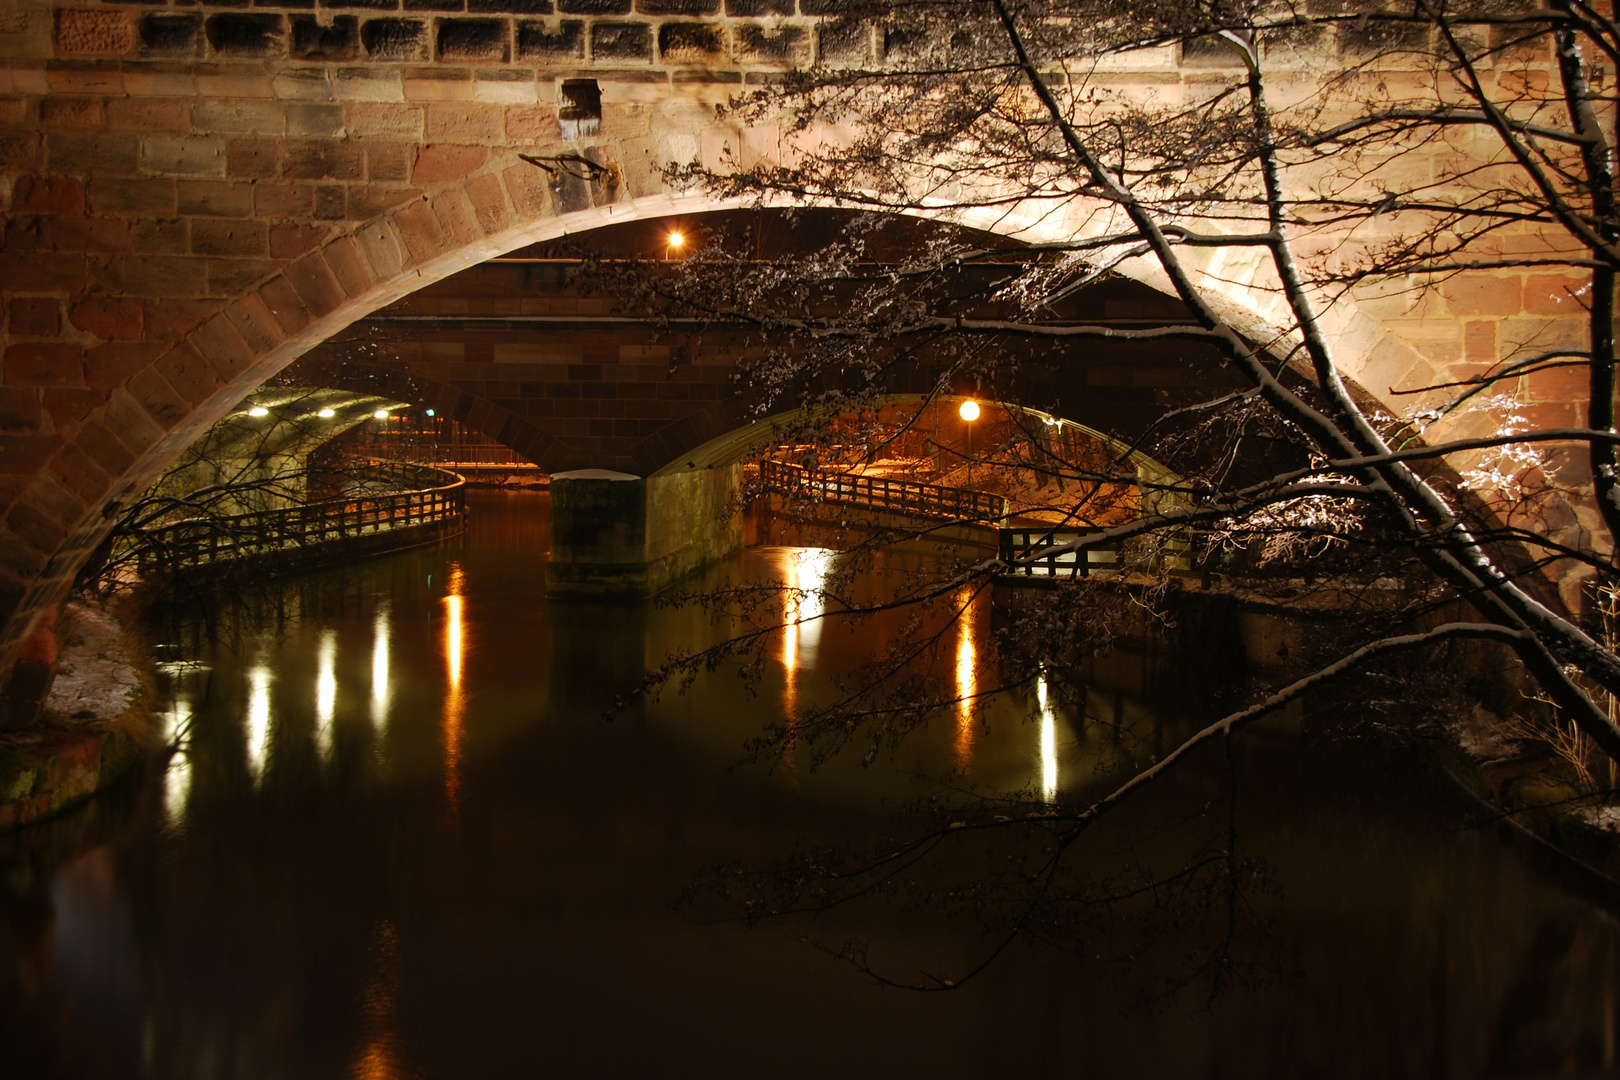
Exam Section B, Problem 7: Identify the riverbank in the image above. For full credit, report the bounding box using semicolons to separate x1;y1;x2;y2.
0;601;155;832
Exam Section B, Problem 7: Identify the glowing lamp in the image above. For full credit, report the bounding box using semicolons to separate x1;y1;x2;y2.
373;410;389;420
426;409;436;417
668;231;685;249
247;406;269;417
317;408;336;418
958;400;980;422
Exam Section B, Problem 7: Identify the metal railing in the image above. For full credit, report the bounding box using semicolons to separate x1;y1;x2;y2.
760;459;1005;522
134;461;466;576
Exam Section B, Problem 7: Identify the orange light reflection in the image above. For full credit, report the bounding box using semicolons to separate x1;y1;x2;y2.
442;564;466;810
954;587;977;771
351;920;406;1080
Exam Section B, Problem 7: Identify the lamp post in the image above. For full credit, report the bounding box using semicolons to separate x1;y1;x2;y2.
959;399;979;489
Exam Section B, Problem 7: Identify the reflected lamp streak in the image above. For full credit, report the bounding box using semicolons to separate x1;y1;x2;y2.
371;606;390;727
316;629;337;758
1038;674;1058;803
246;666;271;784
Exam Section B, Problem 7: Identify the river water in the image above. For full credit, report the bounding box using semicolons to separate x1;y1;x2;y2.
3;491;1619;1078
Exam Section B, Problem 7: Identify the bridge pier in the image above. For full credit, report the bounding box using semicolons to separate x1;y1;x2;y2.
546;465;744;598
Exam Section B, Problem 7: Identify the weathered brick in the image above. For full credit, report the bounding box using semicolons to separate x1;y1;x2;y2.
431;188;483;246
393;199;448;262
1443;274;1524;317
436;18;509;62
817;20;869;64
282;251;349;317
658;22;724;64
733;23;807;64
288;102;345;137
139;299;215;342
8;300;59;337
48;442;112;504
69;298;143;341
322;236;374;296
289;14;359;60
0;253;86;292
362;18;428;60
137;13;201;58
152;342;223;407
51;216;133;253
425;102;504;142
724;0;792;13
46;132;138;176
471;0;551;10
105;98;190;132
193;100;287;136
54;8;136;58
335;67;405;102
314;184;348;219
273;68;336;101
88;177;176;216
125;366;189;430
207;259;275;297
206;14;286;57
412;142;488;183
281;138;365;180
83;342;160;391
0;133;42;171
131;218;188;255
403;67;478;101
505;104;558;142
222;293;287;353
347;184;417;219
187;314;257;381
591;21;652;61
4;344;85;388
191;217;268;257
74;419;138;477
102;389;167;455
39;98;107;130
227;137;281;179
560;0;630;12
515;18;583;60
0;389;43;435
1524;273;1591;316
42;389;106;433
176;180;253;216
114;256;207;298
12;175;86;216
257;275;314;333
346;101;424;137
140;135;227;178
268;223;329;259
354;219;406;278
44;68;124;97
501;160;549;218
366;141;412;181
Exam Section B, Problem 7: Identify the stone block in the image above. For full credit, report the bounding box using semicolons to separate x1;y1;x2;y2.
336;67;405;101
0;133;41;171
426;101;505;140
817;19;869;64
208;257;274;298
55;8;135;58
658;22;723;64
1442;273;1524;317
322;235;375;295
347;184;418;218
281;138;366;180
138;298;214;342
733;23;807;64
362;17;428;60
88;177;176;215
464;171;510;233
0;253;86;292
152;345;222;408
106;99;190;132
0;389;42;435
591;21;651;61
205;14;285;57
268;223;325;259
346;101;425;136
190;217;268;257
471;0;552;10
412;142;488;182
406;0;465;11
366;141;412;180
131;218;188;254
51;216;133;254
176;180;253;216
288;102;346;137
394;199;448;261
474;71;539;103
430;188;482;245
257;275;314;334
404;65;478;100
437;18;510;61
724;0;791;13
223;293;288;353
354;219;407;278
4;344;85;389
314;184;348;218
39;98;107;130
290;15;360;60
47;132;139;176
140;135;227;178
13;175;87;216
113;255;207;298
283;251;348;315
193;100;287;135
137;13;201;58
9;300;59;337
68;298;142;342
515;18;583;60
227;137;281;179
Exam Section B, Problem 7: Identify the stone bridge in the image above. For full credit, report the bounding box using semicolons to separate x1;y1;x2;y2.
0;1;1598;671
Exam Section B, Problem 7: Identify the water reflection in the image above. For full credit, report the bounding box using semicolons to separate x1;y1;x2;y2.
316;629;337;760
245;664;271;784
162;695;191;826
1037;673;1057;803
371;603;390;729
955;587;977;771
781;547;835;719
442;563;466;809
352;920;407;1080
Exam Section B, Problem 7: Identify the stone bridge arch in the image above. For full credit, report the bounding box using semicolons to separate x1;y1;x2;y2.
0;10;1594;670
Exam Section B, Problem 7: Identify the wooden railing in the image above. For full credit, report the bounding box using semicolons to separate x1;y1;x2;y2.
760;459;1005;522
134;461;466;576
998;527;1123;578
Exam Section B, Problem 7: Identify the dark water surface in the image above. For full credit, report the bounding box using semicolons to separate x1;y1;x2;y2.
4;491;1620;1078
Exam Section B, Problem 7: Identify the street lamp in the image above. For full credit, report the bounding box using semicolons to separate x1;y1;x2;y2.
959;399;979;489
